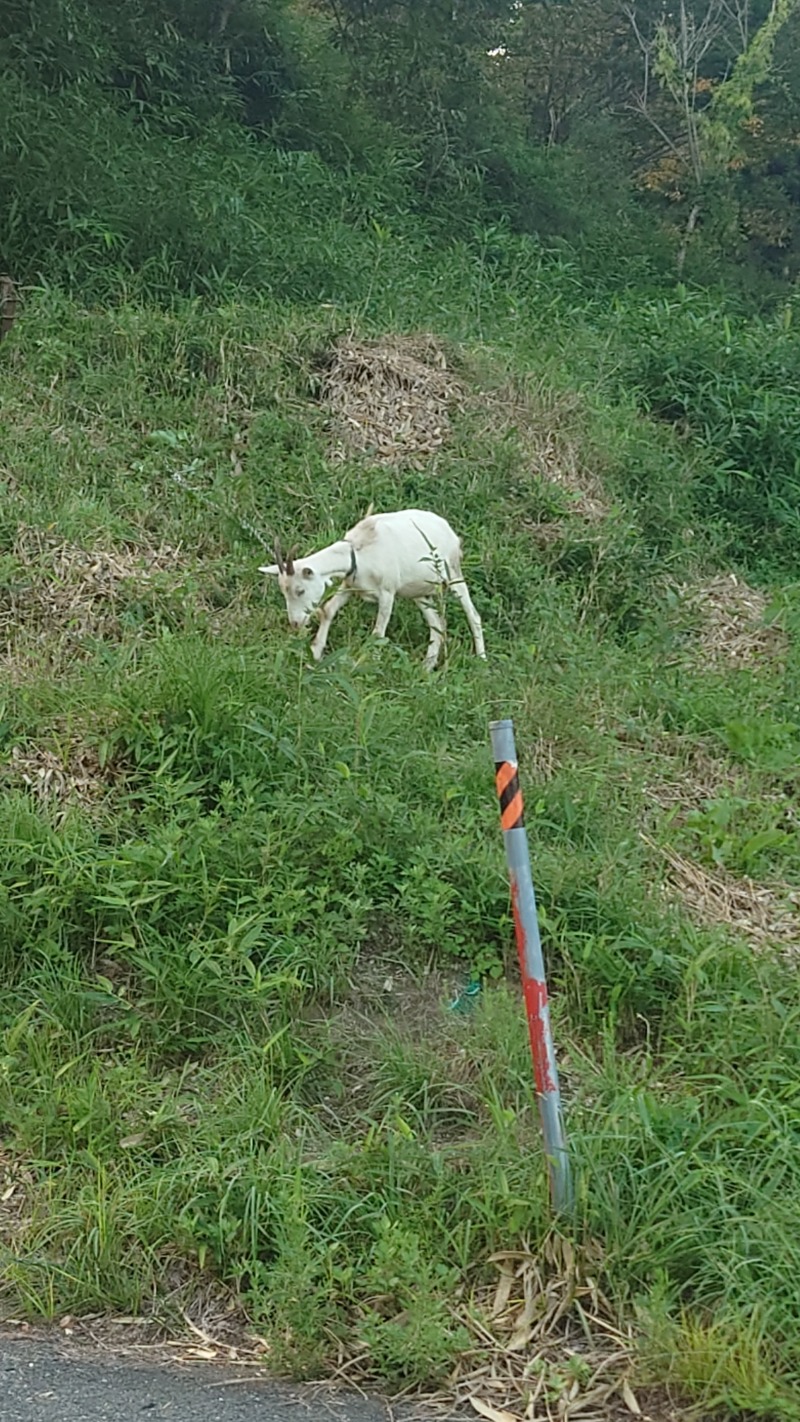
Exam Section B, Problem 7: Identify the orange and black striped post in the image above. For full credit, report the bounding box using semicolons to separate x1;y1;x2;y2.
490;718;572;1215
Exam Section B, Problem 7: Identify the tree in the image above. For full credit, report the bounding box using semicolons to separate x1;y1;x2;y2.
628;0;800;269
496;0;636;147
311;0;515;187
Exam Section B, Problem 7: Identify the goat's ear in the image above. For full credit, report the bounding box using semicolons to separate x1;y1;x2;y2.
301;566;314;580
258;564;281;577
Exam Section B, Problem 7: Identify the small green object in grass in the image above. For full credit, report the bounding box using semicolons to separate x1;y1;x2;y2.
448;980;481;1015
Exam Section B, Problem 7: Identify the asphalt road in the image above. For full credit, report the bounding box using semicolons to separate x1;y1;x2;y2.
0;1336;404;1422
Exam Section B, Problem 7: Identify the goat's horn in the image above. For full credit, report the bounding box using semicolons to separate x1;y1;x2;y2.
285;545;297;575
273;540;285;574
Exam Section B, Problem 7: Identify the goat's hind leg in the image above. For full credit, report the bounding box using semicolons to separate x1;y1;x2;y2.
372;589;395;641
449;576;486;659
418;599;446;671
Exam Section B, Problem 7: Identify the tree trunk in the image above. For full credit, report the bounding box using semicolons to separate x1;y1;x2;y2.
676;203;701;275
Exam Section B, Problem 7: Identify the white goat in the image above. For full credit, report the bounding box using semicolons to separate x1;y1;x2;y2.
260;509;486;670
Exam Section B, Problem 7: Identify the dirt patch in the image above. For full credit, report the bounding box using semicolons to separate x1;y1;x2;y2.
0;1291;270;1369
315;952;479;1134
644;835;800;956
316;333;465;467
340;947;466;1032
677;573;786;670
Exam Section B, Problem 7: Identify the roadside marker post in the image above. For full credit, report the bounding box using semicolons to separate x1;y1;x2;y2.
489;718;573;1215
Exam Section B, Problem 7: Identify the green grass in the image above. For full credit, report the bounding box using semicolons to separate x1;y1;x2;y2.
1;277;800;1417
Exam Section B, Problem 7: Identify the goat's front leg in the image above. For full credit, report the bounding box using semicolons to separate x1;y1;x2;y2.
310;588;351;661
371;589;395;641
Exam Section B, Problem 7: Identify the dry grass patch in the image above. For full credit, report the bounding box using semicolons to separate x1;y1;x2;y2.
0;1150;35;1250
0;527;191;676
676;573;786;670
483;381;609;525
643;834;800;956
7;525;186;629
521;735;560;785
316;333;465;467
641;738;742;818
1;740;118;819
443;1236;663;1422
638;741;794;947
314;337;609;534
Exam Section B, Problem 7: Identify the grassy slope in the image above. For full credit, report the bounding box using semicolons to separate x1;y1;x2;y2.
1;242;800;1415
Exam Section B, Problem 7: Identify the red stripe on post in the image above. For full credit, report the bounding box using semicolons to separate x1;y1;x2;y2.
522;978;557;1094
511;884;556;1094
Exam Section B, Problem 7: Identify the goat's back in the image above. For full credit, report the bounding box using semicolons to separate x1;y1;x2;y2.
345;509;462;592
346;510;459;553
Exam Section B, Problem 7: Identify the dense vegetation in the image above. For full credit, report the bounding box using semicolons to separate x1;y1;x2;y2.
2;2;800;1418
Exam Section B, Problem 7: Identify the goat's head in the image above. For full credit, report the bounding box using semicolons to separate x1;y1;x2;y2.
259;541;327;630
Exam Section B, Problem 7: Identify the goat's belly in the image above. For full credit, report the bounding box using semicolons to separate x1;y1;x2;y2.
399;578;440;599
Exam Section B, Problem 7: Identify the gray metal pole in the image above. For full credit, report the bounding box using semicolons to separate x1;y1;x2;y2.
490;718;573;1215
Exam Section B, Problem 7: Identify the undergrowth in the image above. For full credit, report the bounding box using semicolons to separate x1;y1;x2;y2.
1;263;799;1419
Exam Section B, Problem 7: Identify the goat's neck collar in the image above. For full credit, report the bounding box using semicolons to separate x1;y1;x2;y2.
345;541;357;578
